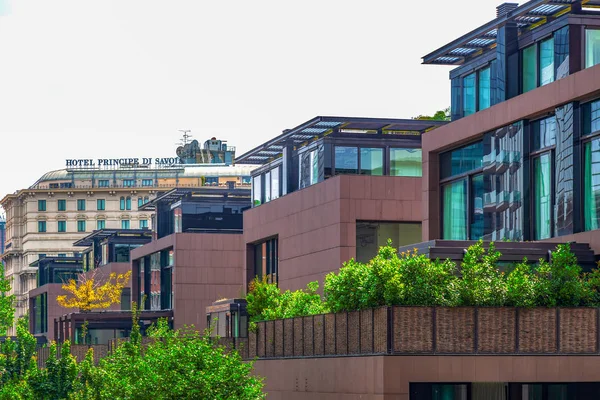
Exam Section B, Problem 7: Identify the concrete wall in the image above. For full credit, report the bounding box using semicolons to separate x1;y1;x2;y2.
243;175;422;292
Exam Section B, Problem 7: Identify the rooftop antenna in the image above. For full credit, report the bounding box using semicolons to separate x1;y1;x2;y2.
177;130;192;146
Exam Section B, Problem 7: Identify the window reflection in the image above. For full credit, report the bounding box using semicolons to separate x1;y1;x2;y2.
443;179;468;240
534;153;552;240
359;148;383;176
586;29;600;69
334;147;358;174
478;67;491;111
523;44;537;93
390;149;422;177
540;37;555;86
584;138;600;231
463;73;476;116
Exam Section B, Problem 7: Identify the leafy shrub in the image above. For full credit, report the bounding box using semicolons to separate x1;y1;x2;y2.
247;277;327;321
504;260;537;307
458;241;506;306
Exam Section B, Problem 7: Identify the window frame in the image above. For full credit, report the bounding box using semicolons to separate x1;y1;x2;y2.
38;200;46;212
57;199;66;212
439;141;484;240
77;220;86;233
581;98;600;232
57;220;67;233
121;219;130;230
459;64;493;118
38;220;47;233
77;199;86;211
97;199;105;211
97;219;106;230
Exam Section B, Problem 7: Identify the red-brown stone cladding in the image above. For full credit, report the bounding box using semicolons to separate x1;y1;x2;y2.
29;283;69;342
131;233;244;332
242;174;422;293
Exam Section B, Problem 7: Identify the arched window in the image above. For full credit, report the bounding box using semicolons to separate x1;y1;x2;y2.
126;196;131;210
120;197;125;210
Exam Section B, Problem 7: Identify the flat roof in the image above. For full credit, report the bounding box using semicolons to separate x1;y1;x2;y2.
140;187;251;211
29;256;82;268
422;0;600;66
235;116;447;165
73;229;152;247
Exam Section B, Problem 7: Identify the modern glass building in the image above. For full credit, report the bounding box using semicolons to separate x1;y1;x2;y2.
422;0;600;246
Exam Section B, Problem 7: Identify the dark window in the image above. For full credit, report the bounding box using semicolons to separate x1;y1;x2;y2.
77;220;86;232
120;197;125;210
97;199;105;211
58;220;66;233
356;222;421;263
38;221;46;233
126;197;131;210
38;200;46;212
205;177;219;185
57;199;66;211
583;99;600;136
253;238;278;284
120;288;131;311
77;199;86;211
33;293;47;334
160;250;173;310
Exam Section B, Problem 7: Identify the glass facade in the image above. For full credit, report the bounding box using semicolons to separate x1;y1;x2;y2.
463;72;476;116
390;148;422;177
540;37;555;86
355;222;422;263
359;148;383;176
586;29;600;69
478;67;491;111
440;142;483;179
334;146;358;174
523;44;537;93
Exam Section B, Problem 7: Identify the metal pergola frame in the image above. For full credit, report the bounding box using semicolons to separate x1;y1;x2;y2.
422;0;600;65
235;116;447;165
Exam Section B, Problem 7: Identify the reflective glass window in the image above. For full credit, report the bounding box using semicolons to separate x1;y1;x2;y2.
264;171;271;203
540;37;555;86
271;167;280;201
442;179;468;240
311;150;319;184
584;138;600;231
586;29;600;68
440;141;483;179
463;72;476;116
390;148;422;177
583;99;600;136
360;148;383;176
534;153;552;240
478;67;491;111
470;174;484;240
532;116;557;150
523;44;538;93
252;176;262;206
334;146;358;174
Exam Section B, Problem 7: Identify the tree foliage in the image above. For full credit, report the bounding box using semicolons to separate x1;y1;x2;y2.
414;107;451;121
0;305;265;399
57;270;131;312
0;263;15;336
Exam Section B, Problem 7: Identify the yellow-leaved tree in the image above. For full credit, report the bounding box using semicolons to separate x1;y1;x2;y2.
57;269;132;312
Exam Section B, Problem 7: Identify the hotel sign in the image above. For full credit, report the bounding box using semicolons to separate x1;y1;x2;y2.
65;157;183;168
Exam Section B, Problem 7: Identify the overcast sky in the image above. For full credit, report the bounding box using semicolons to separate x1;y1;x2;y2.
0;0;503;206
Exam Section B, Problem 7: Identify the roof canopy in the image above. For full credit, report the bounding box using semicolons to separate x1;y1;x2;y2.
140;187;251;211
73;229;152;247
422;0;599;65
235;116;446;165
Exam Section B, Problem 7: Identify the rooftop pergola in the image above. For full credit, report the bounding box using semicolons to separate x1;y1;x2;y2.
139;187;251;211
73;229;152;247
235;116;447;165
423;0;600;65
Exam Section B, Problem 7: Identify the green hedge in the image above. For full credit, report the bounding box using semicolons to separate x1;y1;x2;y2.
247;241;600;321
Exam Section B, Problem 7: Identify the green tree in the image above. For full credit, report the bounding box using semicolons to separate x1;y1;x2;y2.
414;107;450;121
0;263;16;336
29;341;78;400
458;241;506;306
